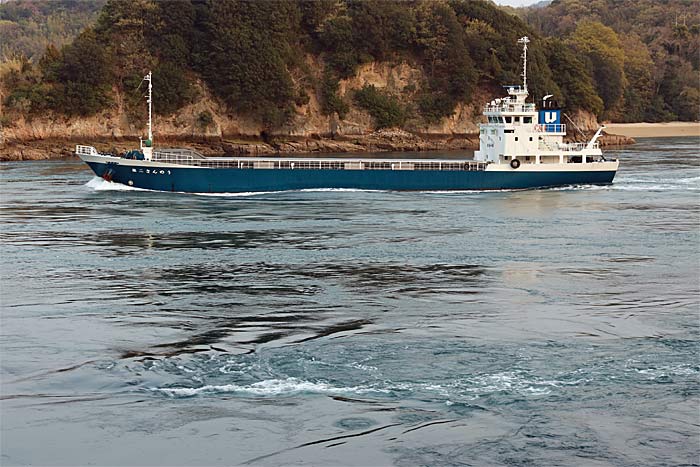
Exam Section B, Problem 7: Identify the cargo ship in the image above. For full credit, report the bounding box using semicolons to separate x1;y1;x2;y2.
77;37;618;193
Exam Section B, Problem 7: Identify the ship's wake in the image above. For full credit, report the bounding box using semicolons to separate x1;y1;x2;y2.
85;177;147;192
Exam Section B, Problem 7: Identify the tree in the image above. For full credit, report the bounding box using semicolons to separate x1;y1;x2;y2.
353;84;407;129
414;0;476;122
619;35;654;122
544;37;603;115
51;28;113;116
198;0;303;128
570;21;626;115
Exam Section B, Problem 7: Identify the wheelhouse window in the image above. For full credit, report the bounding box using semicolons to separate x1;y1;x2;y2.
504;116;512;123
523;116;532;124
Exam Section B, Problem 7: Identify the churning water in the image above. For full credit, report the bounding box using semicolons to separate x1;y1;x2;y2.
1;137;698;466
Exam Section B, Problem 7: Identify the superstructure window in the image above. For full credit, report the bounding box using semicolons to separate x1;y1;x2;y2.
515;137;519;141
505;116;512;123
514;116;520;123
524;116;532;123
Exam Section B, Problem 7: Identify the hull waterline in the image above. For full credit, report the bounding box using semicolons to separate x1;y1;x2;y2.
84;158;617;193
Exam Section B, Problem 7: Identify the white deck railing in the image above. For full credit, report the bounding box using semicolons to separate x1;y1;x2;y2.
534;124;566;133
538;141;599;152
484;103;536;113
75;145;100;156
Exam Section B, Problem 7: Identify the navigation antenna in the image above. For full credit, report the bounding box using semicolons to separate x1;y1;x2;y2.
517;36;530;92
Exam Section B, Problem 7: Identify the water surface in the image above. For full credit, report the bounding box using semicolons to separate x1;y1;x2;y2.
1;137;698;465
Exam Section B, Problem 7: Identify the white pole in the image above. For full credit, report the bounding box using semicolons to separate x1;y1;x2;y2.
518;36;530;92
140;71;154;160
146;71;153;143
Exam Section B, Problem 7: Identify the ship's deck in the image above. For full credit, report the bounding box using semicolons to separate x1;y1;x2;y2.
148;149;488;171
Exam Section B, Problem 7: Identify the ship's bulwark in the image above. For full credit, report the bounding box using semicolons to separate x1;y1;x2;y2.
87;161;616;193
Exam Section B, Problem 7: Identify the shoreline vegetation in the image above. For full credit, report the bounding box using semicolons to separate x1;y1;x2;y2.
1;0;696;162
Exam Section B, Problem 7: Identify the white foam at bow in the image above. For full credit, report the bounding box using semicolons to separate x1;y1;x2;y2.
85;177;147;191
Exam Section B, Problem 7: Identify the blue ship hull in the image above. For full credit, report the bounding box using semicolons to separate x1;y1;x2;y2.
86;161;616;193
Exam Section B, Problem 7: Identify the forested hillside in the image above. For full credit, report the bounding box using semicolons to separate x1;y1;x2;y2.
0;0;697;147
522;0;700;122
0;0;104;60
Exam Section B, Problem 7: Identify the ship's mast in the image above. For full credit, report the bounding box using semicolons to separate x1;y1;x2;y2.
145;71;153;144
140;71;153;160
517;36;530;93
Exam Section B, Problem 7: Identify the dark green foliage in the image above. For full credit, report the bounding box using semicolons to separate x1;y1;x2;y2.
197;0;302;127
148;0;196;67
413;1;476;122
299;0;337;44
4;79;52;117
152;62;195;116
346;1;415;62
0;0;105;60
320;69;349;118
49;29;113;116
417;93;455;124
197;110;214;129
570;21;625;114
3;56;49;116
524;0;699;121
318;0;416;78
6;0;694;128
93;0;157;88
656;57;700;121
544;38;603;115
353;85;407;129
451;0;526;82
318;15;362;79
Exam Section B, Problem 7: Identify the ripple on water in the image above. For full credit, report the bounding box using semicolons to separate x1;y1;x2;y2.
1;142;699;466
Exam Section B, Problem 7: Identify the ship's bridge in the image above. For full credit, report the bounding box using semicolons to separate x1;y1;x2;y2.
484;102;536;114
476;88;570;165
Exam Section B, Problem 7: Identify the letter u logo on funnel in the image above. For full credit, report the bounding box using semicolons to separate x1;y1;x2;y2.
544;111;558;124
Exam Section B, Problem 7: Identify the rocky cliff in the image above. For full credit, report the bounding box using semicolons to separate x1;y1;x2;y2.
0;58;630;161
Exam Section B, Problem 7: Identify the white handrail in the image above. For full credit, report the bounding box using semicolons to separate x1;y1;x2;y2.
75;145;99;156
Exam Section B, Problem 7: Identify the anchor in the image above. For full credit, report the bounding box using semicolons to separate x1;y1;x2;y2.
102;168;115;182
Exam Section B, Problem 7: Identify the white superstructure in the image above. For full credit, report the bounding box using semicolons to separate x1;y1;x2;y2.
475;36;614;172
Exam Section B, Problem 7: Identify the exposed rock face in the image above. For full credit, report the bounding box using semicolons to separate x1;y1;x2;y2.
566;109;600;132
0;58;630;160
599;132;635;146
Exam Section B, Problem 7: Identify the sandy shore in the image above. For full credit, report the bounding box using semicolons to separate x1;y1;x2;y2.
603;122;700;138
